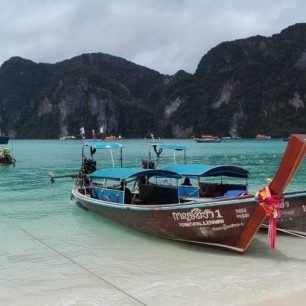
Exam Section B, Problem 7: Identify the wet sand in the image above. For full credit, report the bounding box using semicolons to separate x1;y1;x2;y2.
251;288;306;306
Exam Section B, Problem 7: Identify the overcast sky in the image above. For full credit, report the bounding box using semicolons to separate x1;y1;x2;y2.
0;0;305;75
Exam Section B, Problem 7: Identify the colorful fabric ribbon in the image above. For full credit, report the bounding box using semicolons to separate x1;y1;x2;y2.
257;186;283;249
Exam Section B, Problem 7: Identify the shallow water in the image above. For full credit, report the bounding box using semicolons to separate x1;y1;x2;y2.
0;139;306;305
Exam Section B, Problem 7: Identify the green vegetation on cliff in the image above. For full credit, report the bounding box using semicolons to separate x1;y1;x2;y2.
0;24;305;138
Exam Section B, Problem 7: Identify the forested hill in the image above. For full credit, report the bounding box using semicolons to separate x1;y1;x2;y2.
0;23;305;139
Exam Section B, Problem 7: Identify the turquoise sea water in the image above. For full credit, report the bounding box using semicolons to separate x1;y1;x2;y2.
1;139;306;306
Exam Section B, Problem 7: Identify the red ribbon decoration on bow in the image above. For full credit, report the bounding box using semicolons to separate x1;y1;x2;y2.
257;186;283;249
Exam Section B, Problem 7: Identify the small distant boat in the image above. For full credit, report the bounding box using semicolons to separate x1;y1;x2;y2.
0;147;15;165
194;135;222;143
59;136;77;140
105;135;117;141
255;134;271;140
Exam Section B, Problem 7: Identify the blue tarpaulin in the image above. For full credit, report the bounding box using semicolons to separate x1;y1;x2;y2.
162;164;249;178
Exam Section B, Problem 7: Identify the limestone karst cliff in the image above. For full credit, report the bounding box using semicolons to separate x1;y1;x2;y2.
0;23;305;138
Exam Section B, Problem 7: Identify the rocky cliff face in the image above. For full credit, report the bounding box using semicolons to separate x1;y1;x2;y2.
0;53;169;138
167;23;306;137
0;24;305;138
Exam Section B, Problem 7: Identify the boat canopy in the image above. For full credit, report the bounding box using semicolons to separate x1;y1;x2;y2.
83;141;123;149
145;142;187;164
145;142;187;150
90;167;182;180
82;141;123;167
161;164;249;178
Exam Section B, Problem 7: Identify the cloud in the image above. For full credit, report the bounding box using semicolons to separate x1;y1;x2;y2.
0;0;305;74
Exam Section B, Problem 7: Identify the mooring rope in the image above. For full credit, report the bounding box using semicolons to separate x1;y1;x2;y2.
22;229;146;306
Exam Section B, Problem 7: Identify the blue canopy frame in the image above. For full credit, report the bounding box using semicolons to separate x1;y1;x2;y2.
145;142;188;165
161;164;249;178
82;141;123;167
90;167;182;180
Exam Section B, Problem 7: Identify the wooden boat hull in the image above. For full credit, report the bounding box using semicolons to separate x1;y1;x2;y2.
72;189;266;253
266;191;306;236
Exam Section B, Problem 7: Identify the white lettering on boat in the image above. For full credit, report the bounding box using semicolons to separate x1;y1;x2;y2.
280;201;290;209
212;222;244;232
172;208;223;222
236;213;250;219
302;205;306;212
178;219;225;228
235;208;247;213
199;227;208;236
281;210;295;216
235;208;250;219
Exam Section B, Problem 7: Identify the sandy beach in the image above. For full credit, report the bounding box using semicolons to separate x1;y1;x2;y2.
250;288;306;306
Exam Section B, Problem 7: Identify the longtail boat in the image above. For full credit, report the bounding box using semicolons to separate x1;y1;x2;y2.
70;141;266;253
67;135;305;253
194;135;222;143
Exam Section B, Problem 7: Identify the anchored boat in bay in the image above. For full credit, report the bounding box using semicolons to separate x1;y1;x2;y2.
49;135;306;253
68;138;302;253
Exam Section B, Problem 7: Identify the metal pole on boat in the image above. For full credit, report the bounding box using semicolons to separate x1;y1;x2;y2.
81;144;85;163
120;147;123;167
173;150;176;164
177;178;180;203
184;149;186;164
109;148;114;167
